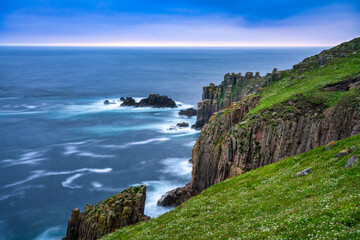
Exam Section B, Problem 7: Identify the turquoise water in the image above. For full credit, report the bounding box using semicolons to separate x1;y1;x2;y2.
0;47;325;239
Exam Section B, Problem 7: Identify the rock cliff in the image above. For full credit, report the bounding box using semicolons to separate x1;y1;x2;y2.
158;37;360;205
194;69;282;129
192;90;360;192
63;185;149;240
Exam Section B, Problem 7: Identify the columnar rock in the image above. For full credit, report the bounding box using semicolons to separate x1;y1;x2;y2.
194;69;283;129
63;185;149;240
159;37;360;206
191;93;360;193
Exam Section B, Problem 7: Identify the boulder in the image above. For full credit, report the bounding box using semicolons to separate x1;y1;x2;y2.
177;122;189;128
104;100;110;105
63;185;149;240
121;97;137;107
326;141;337;150
345;155;358;168
296;168;312;177
120;97;126;101
157;183;195;207
178;108;197;117
138;94;177;108
335;148;350;158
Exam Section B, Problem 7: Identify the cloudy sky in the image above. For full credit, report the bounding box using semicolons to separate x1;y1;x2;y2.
1;0;360;46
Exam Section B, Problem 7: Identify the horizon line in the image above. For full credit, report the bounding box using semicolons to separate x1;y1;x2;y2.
0;42;332;48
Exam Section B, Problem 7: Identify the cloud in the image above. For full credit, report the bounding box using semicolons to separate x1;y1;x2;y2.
0;3;359;46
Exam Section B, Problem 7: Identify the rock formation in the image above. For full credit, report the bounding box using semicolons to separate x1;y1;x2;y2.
158;36;360;206
63;185;149;240
120;97;137;106
194;69;282;129
120;94;177;108
179;108;197;117
177;122;189;128
157;183;195;207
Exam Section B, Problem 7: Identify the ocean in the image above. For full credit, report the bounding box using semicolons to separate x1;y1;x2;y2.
0;46;325;240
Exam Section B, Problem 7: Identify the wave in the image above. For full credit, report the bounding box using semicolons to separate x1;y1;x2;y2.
160;158;192;177
141;180;180;218
60;98;194;117
34;226;63;240
91;182;103;188
2;151;47;166
183;140;196;148
0;110;47;116
101;137;170;149
62;145;114;158
61;174;83;189
5;167;112;188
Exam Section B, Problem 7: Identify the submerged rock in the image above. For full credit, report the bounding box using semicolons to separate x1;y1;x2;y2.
179;108;197;117
157;183;196;207
63;185;149;240
177;122;189;128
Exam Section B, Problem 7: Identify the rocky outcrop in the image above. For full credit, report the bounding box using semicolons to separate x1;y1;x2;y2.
138;94;177;108
194;69;282;129
63;185;149;240
179;108;197;117
191;91;360;193
121;97;137;106
157;183;196;207
177;122;189;128
120;94;177;108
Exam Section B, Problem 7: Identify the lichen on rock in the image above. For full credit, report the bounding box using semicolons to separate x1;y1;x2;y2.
63;185;149;240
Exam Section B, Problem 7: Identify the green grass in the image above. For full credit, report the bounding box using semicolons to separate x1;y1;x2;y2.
247;51;360;116
102;134;360;240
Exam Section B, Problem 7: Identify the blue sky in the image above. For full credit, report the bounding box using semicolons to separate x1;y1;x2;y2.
0;0;359;46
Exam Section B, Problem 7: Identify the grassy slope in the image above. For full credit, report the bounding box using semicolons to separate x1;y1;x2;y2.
247;46;360;117
103;134;360;239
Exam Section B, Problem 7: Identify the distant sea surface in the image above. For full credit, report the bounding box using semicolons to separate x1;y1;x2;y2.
0;47;325;240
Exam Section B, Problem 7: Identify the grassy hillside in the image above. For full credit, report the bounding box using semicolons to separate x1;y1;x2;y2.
247;38;360;117
103;134;360;239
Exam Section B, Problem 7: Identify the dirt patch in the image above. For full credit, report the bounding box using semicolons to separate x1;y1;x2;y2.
323;76;360;91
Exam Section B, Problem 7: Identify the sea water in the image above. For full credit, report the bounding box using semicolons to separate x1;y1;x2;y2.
0;47;325;240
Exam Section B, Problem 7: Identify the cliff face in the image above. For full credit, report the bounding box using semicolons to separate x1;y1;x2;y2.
192;90;360;192
194;69;282;129
63;185;149;240
191;37;360;194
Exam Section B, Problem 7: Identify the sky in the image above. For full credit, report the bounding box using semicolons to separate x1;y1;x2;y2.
0;0;360;46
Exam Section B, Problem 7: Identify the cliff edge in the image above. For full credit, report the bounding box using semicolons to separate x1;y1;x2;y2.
63;185;149;240
158;37;360;205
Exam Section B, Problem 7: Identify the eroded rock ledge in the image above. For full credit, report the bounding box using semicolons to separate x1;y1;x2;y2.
63;185;149;240
157;183;196;207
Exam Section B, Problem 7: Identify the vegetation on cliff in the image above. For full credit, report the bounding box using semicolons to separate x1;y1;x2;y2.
102;134;360;239
101;38;360;239
64;185;148;240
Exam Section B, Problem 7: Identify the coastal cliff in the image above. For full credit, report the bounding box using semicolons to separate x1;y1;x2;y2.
63;185;149;240
194;69;282;129
159;37;360;204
